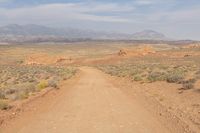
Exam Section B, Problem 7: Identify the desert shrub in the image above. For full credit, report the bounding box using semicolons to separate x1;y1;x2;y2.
24;83;36;93
0;100;11;110
182;82;194;90
17;60;24;64
18;92;29;99
98;65;145;78
166;73;184;83
98;64;190;85
0;65;77;101
37;80;48;91
99;66;120;76
3;83;36;100
129;68;143;76
28;79;36;83
181;79;196;90
4;87;18;95
147;72;166;82
48;79;59;89
7;91;29;100
0;90;5;99
118;70;130;77
133;76;143;81
181;79;196;84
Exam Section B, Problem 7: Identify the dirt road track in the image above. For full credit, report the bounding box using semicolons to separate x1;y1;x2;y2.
1;67;184;133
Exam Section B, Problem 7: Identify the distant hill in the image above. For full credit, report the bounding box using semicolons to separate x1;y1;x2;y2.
0;24;168;43
132;30;166;40
0;24;84;37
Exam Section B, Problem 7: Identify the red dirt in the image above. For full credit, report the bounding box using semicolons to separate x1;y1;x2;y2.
118;45;156;57
0;67;193;133
25;54;73;65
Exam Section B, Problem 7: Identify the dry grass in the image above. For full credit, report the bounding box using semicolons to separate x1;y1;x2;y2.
0;100;11;110
0;65;77;108
97;47;200;90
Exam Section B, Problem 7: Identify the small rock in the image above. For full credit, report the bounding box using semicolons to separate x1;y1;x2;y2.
12;112;16;115
178;91;183;94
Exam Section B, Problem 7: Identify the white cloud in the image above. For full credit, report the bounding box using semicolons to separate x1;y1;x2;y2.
0;2;134;25
3;1;199;25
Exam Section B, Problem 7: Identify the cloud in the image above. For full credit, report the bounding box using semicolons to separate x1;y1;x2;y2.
135;0;155;5
1;1;198;25
0;1;198;25
0;0;200;39
143;5;200;24
0;2;134;24
0;0;11;3
84;3;134;13
135;0;177;6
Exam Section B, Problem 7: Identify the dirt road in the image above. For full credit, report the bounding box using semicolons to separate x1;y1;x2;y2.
1;67;181;133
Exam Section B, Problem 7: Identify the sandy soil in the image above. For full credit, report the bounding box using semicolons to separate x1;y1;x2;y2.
0;67;195;133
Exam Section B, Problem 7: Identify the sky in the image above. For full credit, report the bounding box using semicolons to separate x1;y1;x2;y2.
0;0;200;40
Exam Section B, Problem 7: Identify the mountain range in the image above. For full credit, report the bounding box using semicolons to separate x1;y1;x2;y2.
0;24;167;43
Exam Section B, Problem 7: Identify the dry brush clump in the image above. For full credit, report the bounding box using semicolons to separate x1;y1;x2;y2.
0;65;77;110
0;100;11;110
181;79;196;90
166;72;184;83
98;63;198;89
147;71;167;82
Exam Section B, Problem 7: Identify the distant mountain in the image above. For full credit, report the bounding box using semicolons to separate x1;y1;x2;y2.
0;24;84;37
132;30;166;40
0;24;58;36
0;24;126;39
0;24;168;43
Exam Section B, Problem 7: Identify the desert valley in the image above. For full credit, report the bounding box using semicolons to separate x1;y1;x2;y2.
0;36;200;132
0;0;200;132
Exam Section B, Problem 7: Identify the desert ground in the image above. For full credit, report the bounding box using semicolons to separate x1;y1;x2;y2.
0;41;200;133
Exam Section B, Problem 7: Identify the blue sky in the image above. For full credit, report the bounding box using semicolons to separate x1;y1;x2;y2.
0;0;200;40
